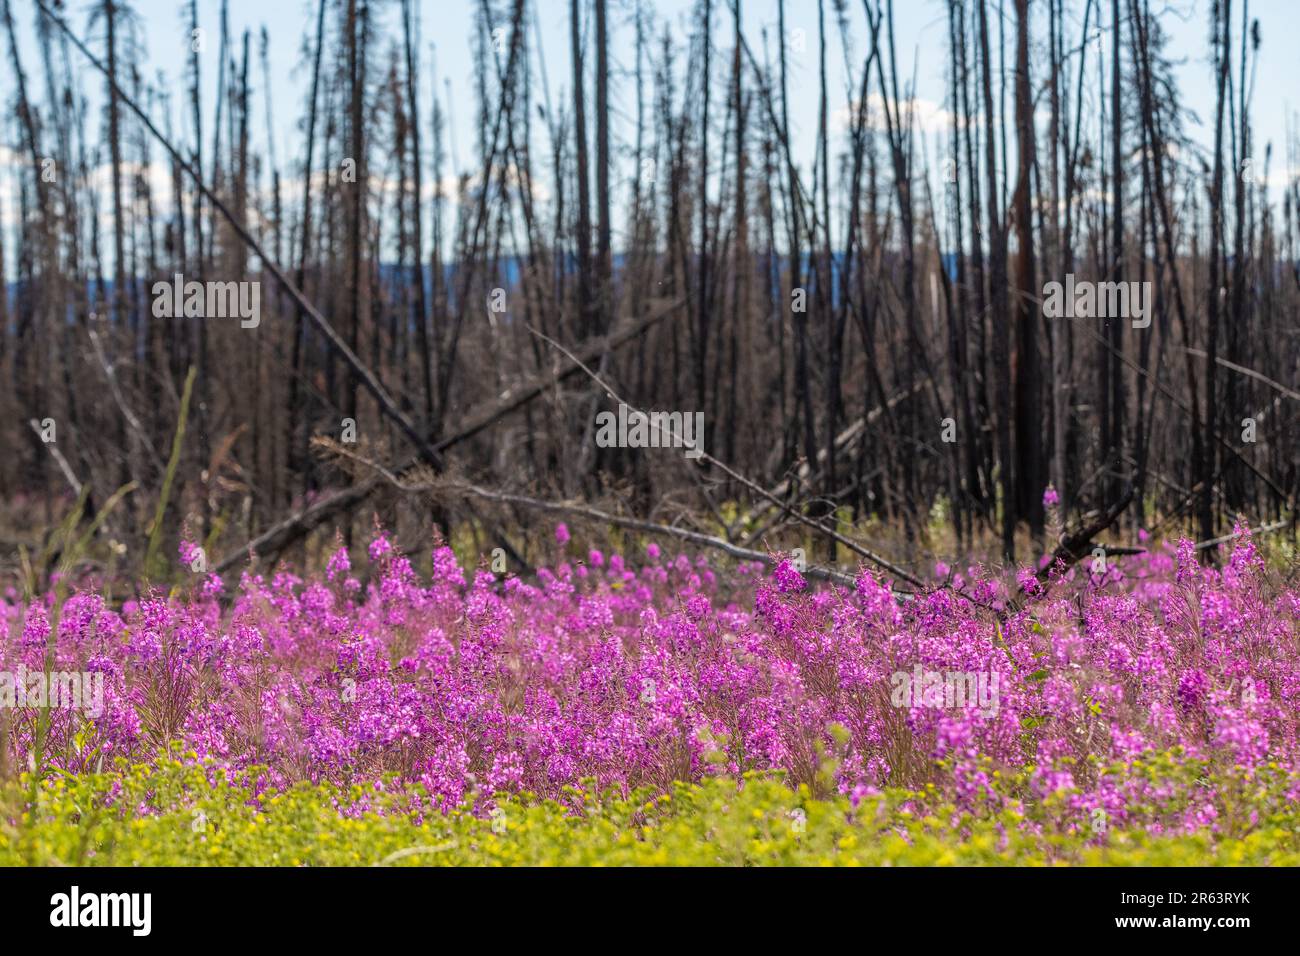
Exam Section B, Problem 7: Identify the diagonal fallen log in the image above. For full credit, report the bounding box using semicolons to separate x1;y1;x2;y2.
738;383;924;545
1194;518;1291;552
1005;483;1135;615
1181;348;1300;403
213;302;680;574
426;298;681;451
29;419;84;499
321;451;864;589
527;326;926;590
214;478;381;575
437;482;863;588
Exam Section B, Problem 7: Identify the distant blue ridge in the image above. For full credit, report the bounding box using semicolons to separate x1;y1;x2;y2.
4;250;964;335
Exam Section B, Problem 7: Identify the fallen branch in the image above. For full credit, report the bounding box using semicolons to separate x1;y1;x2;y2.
214;477;381;575
738;383;923;546
527;326;925;590
1182;348;1300;402
1194;518;1292;552
332;453;863;588
213;304;679;574
87;322;164;476
427;298;680;451
1006;484;1135;614
440;482;862;588
29;419;83;498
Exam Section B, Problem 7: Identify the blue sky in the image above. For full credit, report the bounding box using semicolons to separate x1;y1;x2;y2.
2;0;1295;265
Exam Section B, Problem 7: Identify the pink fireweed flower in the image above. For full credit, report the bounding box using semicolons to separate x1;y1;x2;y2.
1016;567;1043;596
325;544;351;581
772;558;806;594
1175;538;1199;585
1225;519;1263;585
368;533;394;562
179;539;204;569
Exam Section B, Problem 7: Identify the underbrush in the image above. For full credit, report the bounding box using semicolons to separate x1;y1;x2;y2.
4;750;1298;866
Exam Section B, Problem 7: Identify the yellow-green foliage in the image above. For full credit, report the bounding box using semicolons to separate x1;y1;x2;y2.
3;750;1299;866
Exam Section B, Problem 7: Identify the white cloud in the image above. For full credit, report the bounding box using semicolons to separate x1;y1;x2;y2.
832;94;965;137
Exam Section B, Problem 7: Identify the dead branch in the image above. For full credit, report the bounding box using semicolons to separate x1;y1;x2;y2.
213;304;679;573
213;476;381;575
1181;348;1300;403
87;323;164;475
439;481;862;588
29;419;83;498
1194;518;1292;552
526;325;925;590
1006;483;1135;614
324;443;863;589
739;382;924;545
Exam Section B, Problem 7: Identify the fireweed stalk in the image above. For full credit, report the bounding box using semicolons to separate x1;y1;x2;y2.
0;523;1294;834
